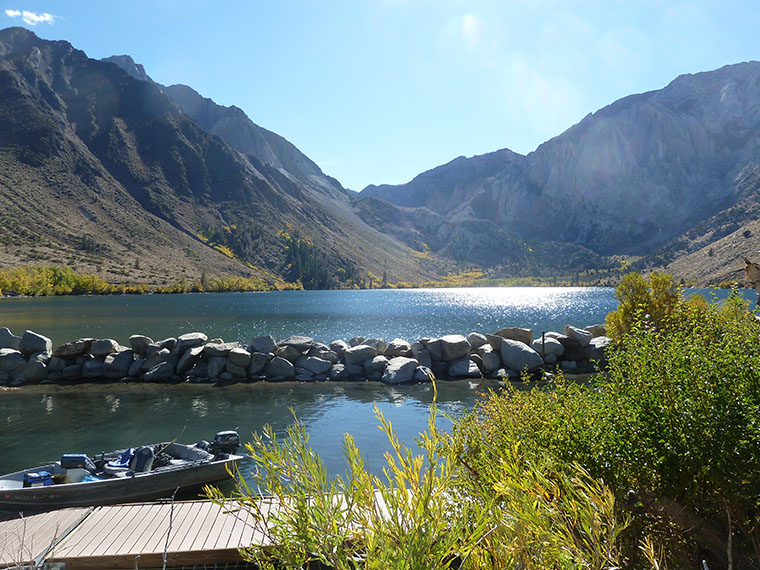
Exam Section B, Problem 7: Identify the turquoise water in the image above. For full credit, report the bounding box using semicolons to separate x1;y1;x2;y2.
0;286;755;489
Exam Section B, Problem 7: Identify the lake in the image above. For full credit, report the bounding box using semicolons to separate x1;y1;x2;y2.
0;286;754;489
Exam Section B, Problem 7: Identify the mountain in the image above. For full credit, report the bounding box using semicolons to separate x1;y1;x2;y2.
0;28;445;287
359;62;760;283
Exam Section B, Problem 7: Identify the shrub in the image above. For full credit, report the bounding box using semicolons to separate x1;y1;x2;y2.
605;271;681;340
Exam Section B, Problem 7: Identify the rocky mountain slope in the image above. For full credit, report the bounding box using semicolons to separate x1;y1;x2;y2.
0;28;444;287
360;62;760;283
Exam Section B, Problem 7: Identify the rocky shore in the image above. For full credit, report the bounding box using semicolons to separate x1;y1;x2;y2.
0;325;611;387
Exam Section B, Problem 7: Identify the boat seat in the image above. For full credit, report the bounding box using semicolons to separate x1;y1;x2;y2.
102;448;134;475
131;446;155;473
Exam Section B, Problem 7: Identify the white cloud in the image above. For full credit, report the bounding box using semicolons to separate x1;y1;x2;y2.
5;9;57;26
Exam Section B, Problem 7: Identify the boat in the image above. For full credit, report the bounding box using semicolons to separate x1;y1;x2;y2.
0;431;243;511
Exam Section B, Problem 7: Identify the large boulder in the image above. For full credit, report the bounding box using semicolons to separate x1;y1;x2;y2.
82;359;105;378
494;327;533;346
448;358;482;378
129;335;153;356
62;363;83;380
19;330;52;357
480;351;501;372
249;335;277;354
411;342;432;368
14;353;49;384
329;363;350;381
308;345;339;364
174;332;208;355
274;344;304;362
384;338;412;358
530;337;565;360
415;366;435;382
439;335;471;361
296;356;332;375
128;358;146;377
90;339;121;358
381;357;419;384
53;338;95;358
364;355;389;374
0;327;21;350
177;346;204;376
279;336;314;351
104;350;134;378
143;361;175;382
348;336;366;347
266;356;296;378
144;348;174;372
226;362;247;378
344;344;378;366
585;324;607;338
500;338;544;373
146;338;177;357
466;332;488;350
564;325;593;348
0;349;26;373
207;356;227;378
363;338;387;354
330;339;350;357
248;352;270;375
203;341;240;358
585;336;612;363
557;336;586;361
228;348;252;368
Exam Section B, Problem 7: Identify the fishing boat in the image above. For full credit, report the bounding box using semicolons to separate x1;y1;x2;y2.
0;431;243;511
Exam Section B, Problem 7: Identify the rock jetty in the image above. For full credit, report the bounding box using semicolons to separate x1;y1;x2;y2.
0;325;611;387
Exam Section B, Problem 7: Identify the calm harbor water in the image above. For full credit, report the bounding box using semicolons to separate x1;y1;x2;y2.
0;286;755;489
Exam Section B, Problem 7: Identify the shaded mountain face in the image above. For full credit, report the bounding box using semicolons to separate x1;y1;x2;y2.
360;62;760;262
0;28;442;287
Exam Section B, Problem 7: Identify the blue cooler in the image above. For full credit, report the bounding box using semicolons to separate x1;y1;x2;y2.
23;471;53;487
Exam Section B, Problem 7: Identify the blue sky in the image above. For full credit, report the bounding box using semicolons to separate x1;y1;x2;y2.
3;1;760;190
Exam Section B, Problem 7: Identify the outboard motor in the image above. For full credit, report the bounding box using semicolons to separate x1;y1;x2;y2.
211;430;240;456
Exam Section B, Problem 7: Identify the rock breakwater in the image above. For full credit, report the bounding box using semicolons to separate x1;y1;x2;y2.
0;325;611;387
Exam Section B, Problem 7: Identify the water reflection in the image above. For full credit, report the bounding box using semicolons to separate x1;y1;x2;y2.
0;380;496;484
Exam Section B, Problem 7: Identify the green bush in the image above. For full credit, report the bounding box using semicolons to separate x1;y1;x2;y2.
605;271;681;340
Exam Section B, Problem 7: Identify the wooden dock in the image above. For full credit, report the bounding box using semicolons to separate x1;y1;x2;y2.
0;500;266;569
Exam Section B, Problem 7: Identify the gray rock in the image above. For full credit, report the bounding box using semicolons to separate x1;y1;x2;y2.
144;361;175;382
19;330;52;357
82;359;105;378
500;338;544;373
557;336;586;361
274;344;304;362
309;346;339;364
207;357;227;378
0;327;21;350
344;344;378;366
584;324;607;338
411;343;432;368
329;363;350;380
481;351;501;372
564;325;593;348
439;335;471;361
189;360;208;378
144;348;174;372
0;371;7;385
560;360;578;371
266;357;295;378
53;338;94;358
381;357;419;384
228;347;252;368
422;338;443;361
448;358;482;378
296;372;316;383
364;355;389;374
466;332;488;350
177;346;203;376
203;341;240;358
348;336;366;347
530;336;565;360
128;358;145;377
279;335;314;351
146;338;177;357
385;338;412;358
248;352;270;375
226;362;247;378
330;340;350;357
493;327;533;346
485;333;504;351
129;335;153;356
585;336;612;362
90;339;121;358
363;338;387;353
0;349;26;372
344;364;365;377
295;356;332;375
104;350;134;378
175;332;208;354
62;363;83;379
47;356;67;373
15;355;48;384
249;335;277;354
415;366;435;382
